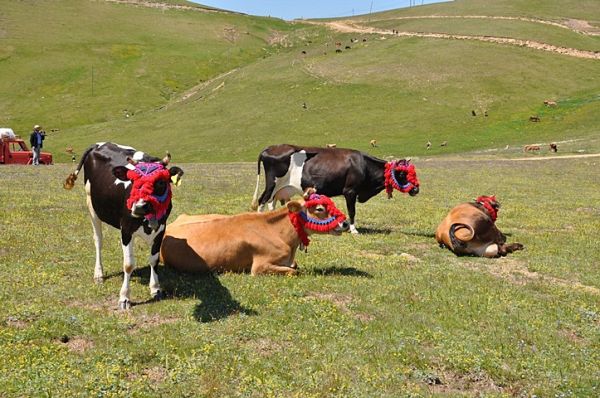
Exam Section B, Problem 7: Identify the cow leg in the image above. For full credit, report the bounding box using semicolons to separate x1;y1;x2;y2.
119;234;136;310
257;171;278;212
498;242;524;256
85;181;104;283
252;263;298;276
343;191;359;234
147;229;165;300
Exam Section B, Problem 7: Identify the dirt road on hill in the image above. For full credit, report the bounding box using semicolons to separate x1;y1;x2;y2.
309;20;600;60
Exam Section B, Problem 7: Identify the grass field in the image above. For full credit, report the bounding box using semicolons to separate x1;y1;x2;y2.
1;156;598;396
1;1;599;163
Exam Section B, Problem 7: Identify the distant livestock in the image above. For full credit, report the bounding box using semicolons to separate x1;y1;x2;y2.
161;190;348;275
63;143;184;309
251;144;420;234
436;195;524;257
523;145;541;152
440;141;448;147
529;116;541;122
544;100;557;107
326;143;337;148
549;143;558;152
370;139;377;147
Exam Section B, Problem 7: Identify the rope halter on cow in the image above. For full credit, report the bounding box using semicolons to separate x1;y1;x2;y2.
476;195;499;223
384;160;420;199
126;161;172;223
288;193;347;250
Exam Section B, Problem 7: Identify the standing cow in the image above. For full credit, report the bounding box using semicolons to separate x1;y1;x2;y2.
64;142;184;309
251;144;419;233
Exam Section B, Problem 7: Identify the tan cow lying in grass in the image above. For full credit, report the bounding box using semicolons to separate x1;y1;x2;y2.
160;190;348;275
435;195;524;258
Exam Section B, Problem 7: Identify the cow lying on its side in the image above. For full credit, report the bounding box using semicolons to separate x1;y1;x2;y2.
435;195;524;257
161;190;349;275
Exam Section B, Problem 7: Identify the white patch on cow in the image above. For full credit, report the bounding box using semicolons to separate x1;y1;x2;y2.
349;224;359;234
114;178;132;188
96;142;106;147
267;150;306;208
132;151;145;161
85;181;105;282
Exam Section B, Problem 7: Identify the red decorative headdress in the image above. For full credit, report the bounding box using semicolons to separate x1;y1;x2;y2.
126;162;172;221
476;195;498;223
384;160;420;198
288;193;347;248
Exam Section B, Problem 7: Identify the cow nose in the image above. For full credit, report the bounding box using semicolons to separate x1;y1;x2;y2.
340;220;350;231
131;200;151;217
409;186;419;196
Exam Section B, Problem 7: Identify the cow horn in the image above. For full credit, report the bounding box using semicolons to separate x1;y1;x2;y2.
127;157;138;166
303;187;317;199
162;151;171;166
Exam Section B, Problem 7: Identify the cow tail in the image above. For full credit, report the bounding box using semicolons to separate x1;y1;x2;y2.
250;153;263;210
63;144;95;190
449;223;474;250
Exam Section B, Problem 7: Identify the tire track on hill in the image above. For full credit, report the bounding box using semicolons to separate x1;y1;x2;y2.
314;21;600;60
358;15;600;36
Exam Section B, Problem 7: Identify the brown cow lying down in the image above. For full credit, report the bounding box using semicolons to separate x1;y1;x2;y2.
160;191;349;275
435;195;524;257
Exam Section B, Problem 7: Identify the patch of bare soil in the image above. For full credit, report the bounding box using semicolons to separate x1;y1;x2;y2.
306;292;375;321
462;257;600;296
176;68;239;103
64;336;95;354
564;19;600;35
127;366;168;383
222;25;239;43
429;369;505;396
5;317;28;329
127;313;180;333
312;20;600;60
245;338;291;357
267;30;292;47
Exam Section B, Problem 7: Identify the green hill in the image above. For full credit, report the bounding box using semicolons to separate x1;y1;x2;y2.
0;0;598;162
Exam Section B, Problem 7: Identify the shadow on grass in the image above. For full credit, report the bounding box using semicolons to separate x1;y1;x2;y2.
131;266;257;323
399;229;436;238
306;266;373;278
355;227;392;235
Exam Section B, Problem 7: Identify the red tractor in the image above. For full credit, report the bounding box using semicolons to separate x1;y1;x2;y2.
0;128;53;165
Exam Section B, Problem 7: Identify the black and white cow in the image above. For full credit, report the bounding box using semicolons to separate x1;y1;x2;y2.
251;144;419;234
64;142;184;309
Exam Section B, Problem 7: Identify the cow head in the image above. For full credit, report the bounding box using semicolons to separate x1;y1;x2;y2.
287;189;349;247
384;159;420;199
113;153;184;227
476;195;500;222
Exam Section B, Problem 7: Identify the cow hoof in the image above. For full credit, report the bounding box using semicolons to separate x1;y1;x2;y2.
119;300;131;310
152;290;165;301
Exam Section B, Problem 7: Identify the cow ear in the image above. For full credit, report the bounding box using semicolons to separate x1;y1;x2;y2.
287;200;302;213
113;166;130;181
169;166;184;186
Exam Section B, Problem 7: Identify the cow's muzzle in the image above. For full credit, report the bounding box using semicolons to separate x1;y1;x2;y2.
331;220;350;235
409;186;419;196
131;199;152;218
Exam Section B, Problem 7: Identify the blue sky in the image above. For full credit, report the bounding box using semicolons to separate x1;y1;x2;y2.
190;1;449;20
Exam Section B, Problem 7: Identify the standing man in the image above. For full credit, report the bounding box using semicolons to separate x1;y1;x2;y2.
29;124;45;165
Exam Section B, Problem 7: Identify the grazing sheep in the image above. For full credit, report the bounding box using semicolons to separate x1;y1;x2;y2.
529;116;541;122
440;141;448;147
544;100;557;107
370;139;377;147
326;143;337;148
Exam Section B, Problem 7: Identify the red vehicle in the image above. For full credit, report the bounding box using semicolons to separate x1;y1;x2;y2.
0;128;53;165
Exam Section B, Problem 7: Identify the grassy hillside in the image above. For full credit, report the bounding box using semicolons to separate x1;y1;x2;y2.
1;158;598;396
1;0;599;164
0;0;296;136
